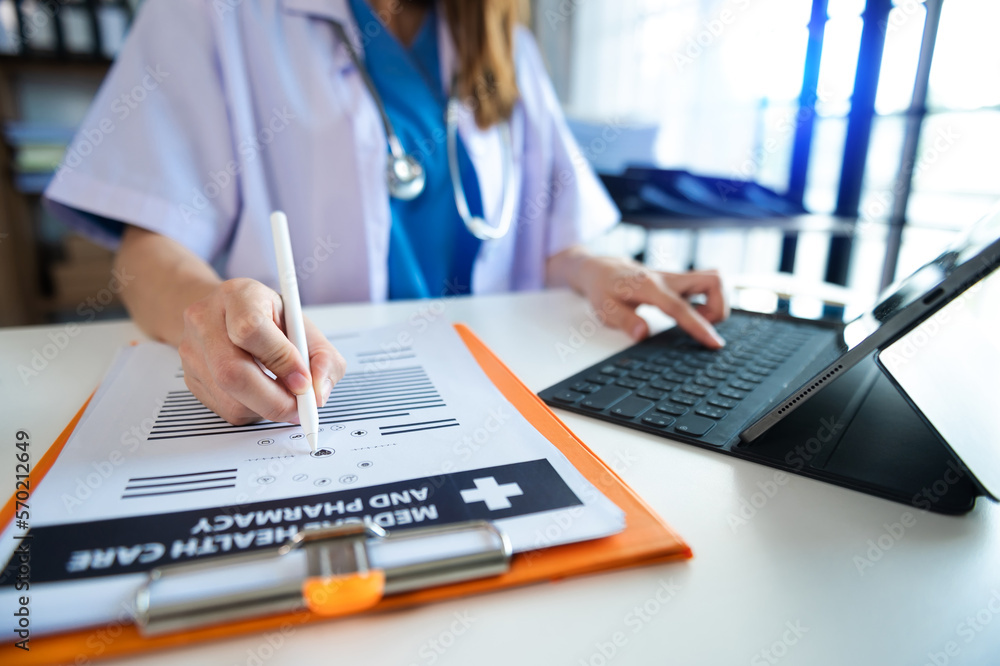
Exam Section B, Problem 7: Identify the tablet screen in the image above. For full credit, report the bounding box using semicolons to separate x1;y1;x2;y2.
843;207;1000;350
878;267;1000;499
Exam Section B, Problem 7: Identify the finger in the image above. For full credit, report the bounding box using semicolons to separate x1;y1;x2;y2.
180;302;260;425
631;275;726;349
201;306;302;423
221;282;312;395
184;373;261;426
208;343;302;424
177;316;260;425
666;270;730;323
303;318;347;407
599;298;649;341
181;333;260;425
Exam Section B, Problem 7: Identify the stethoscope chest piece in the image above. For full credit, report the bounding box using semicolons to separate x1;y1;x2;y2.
386;153;426;201
333;19;514;240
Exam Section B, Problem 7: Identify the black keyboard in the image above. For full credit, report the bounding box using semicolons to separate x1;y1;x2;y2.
538;312;839;449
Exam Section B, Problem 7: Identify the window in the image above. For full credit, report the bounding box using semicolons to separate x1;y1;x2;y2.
535;0;997;299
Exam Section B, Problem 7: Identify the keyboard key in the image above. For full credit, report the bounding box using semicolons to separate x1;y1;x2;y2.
671;393;699;406
600;365;628;377
672;364;698;376
642;363;666;372
673;415;717;437
656;402;688;416
650;379;679;392
609;397;654;419
615;359;644;370
616;378;642;389
728;379;757;391
551;390;584;404
580;386;631;411
570;381;601;394
630;370;655;381
642;415;674;428
705;369;730;381
756;360;781;370
585;374;614;385
695;406;728;420
746;364;774;377
707;396;738;409
694;376;719;388
637;388;667;401
680;384;709;397
718;387;748;400
737;371;765;384
661;372;689;384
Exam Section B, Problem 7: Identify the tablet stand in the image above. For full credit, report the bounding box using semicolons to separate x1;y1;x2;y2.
733;352;981;515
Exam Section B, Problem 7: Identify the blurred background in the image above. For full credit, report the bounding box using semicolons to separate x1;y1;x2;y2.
0;0;996;327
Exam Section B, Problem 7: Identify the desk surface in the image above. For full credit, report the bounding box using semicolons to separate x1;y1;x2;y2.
2;290;998;666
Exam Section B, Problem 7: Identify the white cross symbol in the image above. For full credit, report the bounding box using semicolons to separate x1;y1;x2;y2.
460;477;523;511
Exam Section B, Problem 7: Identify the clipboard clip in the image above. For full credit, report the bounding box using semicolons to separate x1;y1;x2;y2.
135;520;511;636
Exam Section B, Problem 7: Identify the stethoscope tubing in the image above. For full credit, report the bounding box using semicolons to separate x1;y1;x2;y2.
332;19;515;241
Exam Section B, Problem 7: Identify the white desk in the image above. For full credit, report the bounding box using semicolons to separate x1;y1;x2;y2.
2;290;998;665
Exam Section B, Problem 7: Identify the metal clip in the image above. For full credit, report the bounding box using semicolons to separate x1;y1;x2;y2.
135;520;510;636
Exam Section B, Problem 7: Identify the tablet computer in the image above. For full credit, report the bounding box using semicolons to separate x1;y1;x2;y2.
741;203;1000;442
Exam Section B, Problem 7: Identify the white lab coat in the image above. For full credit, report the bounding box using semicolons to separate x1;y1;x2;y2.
44;0;619;304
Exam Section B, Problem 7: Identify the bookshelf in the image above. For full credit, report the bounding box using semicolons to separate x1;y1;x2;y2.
0;0;137;327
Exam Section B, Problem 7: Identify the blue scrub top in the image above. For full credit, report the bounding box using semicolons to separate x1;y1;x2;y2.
348;0;483;300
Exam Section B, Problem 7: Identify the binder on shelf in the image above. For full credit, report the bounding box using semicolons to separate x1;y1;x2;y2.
1;324;691;664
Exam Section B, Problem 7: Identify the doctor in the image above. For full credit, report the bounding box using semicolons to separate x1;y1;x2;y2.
44;0;728;426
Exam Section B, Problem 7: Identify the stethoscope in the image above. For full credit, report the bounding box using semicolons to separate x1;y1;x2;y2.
332;22;516;241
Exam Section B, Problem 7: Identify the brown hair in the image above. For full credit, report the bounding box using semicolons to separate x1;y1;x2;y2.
441;0;523;129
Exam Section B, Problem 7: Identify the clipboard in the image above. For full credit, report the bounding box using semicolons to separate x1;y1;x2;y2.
1;324;691;664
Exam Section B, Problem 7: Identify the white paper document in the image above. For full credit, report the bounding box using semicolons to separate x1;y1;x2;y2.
1;319;623;635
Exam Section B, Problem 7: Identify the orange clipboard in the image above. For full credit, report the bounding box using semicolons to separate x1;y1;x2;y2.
1;324;690;664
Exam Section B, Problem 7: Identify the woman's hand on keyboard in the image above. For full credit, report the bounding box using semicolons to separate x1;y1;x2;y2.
547;247;729;347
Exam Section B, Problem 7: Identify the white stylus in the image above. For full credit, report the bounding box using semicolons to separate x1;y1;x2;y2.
270;211;320;453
